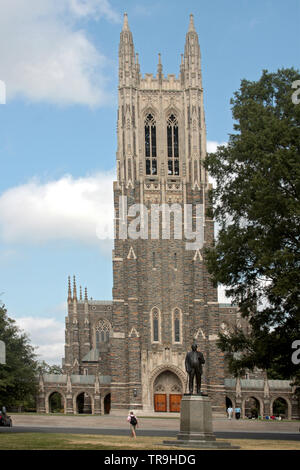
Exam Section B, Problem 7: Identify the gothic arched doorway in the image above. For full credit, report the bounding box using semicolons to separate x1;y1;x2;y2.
272;397;288;418
76;392;92;414
153;370;183;412
104;393;111;414
49;392;64;413
226;396;233;410
244;396;261;418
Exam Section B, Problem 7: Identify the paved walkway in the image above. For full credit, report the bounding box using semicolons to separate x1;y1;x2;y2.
9;414;300;434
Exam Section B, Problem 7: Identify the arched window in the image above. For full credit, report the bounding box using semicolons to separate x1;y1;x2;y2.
152;252;156;269
95;319;111;347
167;114;179;175
145;114;157;175
172;308;182;343
151;307;161;343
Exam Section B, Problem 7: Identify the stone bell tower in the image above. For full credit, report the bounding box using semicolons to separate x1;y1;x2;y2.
109;13;227;415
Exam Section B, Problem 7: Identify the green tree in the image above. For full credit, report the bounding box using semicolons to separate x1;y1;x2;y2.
204;68;300;383
37;360;63;375
0;304;38;409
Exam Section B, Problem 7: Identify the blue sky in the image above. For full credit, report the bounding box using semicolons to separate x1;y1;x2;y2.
0;0;299;363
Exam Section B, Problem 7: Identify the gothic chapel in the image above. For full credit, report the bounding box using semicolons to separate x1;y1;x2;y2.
38;14;298;419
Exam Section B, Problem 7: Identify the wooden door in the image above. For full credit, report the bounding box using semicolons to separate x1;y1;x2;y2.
154;394;167;412
169;394;182;412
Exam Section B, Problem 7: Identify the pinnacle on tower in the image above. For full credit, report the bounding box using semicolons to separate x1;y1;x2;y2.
188;13;195;32
119;12;136;88
73;275;77;301
183;13;201;88
67;275;72;302
135;52;140;76
84;287;88;302
80;286;82;301
157;53;163;83
123;12;129;31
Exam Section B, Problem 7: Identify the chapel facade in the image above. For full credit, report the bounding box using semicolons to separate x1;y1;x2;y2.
37;14;299;419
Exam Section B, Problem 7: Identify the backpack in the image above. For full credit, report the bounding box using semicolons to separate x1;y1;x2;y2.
130;415;137;426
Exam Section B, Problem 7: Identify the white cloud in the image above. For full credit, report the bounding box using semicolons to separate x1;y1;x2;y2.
0;0;120;106
69;0;120;21
206;140;227;188
0;171;115;246
218;285;233;304
207;140;227;154
0;142;227;246
16;316;65;365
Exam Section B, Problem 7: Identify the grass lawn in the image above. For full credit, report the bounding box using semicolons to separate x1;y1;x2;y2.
0;433;299;450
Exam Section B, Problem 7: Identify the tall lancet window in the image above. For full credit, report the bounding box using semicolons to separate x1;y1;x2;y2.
145;114;157;175
172;308;182;344
153;313;159;342
167;114;179;175
151;307;161;343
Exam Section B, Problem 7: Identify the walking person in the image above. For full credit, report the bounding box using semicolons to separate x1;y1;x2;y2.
127;410;138;439
227;406;233;420
235;406;241;420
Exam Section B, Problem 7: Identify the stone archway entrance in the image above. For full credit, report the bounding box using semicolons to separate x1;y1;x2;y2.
49;392;64;413
76;392;92;414
153;370;183;412
244;396;261;418
104;393;111;414
226;396;233;409
272;397;288;418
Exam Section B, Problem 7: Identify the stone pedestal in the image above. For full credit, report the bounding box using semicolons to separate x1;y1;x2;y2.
178;394;216;441
164;395;239;449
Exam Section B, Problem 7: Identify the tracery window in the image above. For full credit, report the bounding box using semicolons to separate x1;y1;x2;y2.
151;307;161;343
167;114;179;175
173;308;182;343
145;114;157;175
95;319;111;347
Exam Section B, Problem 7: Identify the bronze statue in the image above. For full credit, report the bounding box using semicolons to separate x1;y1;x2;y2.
185;340;205;395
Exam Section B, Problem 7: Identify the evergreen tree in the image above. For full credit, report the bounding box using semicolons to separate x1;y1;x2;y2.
204;68;300;383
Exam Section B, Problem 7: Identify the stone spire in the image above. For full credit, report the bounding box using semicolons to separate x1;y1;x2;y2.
180;53;184;85
183;13;202;88
84;287;88;314
72;275;77;301
67;276;72;304
182;14;207;186
188;13;195;32
123;12;129;31
157;53;163;85
72;275;77;315
119;13;136;88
